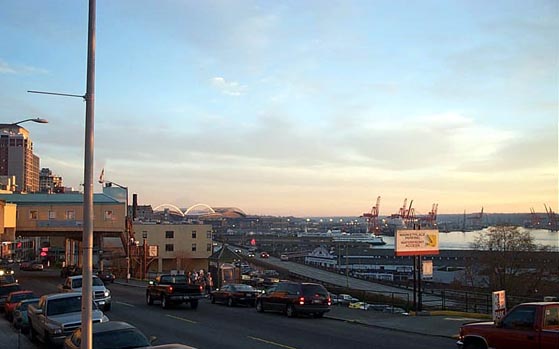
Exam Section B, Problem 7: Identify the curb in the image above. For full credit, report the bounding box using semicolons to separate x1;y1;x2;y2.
114;279;147;288
324;314;458;340
409;310;491;319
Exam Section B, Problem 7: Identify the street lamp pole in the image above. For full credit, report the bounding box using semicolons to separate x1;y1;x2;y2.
12;118;49;126
81;1;96;348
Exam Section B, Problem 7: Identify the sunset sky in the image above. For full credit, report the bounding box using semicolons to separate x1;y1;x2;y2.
1;1;557;216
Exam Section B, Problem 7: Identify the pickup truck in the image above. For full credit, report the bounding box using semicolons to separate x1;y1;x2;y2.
146;274;204;309
457;302;559;349
58;275;112;311
27;292;108;345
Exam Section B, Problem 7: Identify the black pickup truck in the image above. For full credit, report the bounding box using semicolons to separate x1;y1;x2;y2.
146;274;204;309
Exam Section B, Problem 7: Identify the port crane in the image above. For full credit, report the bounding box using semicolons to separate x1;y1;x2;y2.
362;196;381;234
544;204;558;231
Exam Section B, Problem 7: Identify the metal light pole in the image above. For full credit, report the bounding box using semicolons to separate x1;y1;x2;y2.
82;1;96;349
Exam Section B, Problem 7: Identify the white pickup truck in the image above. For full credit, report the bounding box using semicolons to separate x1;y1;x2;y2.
58;275;112;311
27;292;108;345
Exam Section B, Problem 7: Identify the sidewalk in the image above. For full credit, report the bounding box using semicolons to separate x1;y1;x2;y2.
116;278;482;339
0;317;34;349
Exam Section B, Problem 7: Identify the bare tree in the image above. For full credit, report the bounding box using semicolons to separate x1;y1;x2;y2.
470;225;545;296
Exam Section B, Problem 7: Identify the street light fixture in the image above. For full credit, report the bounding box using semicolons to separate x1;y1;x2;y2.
12;118;49;126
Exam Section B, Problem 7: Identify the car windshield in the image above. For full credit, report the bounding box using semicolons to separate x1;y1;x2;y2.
302;285;328;297
47;296;83;316
72;277;105;288
0;275;16;284
93;328;151;349
17;300;38;311
232;285;255;292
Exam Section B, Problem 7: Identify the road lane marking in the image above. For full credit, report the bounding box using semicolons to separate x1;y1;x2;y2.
116;301;135;307
248;336;297;349
166;314;198;324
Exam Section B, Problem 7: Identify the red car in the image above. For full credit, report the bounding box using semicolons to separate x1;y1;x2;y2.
4;290;35;321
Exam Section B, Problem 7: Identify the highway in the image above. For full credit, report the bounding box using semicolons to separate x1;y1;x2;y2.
12;269;456;349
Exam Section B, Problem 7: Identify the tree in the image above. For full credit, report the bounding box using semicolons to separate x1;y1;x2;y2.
470;225;549;296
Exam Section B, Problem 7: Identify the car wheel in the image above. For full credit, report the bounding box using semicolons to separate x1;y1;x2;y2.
463;342;486;349
161;295;169;309
210;295;216;304
146;293;153;305
286;304;296;318
190;300;199;310
256;301;264;313
227;297;234;307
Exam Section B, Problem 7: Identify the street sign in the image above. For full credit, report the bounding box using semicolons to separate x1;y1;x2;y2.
148;245;158;257
422;260;433;279
492;290;507;321
395;229;439;256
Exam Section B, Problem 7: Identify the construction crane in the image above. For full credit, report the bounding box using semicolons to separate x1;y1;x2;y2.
362;196;381;235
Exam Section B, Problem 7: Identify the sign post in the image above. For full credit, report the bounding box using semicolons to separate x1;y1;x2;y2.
395;229;439;311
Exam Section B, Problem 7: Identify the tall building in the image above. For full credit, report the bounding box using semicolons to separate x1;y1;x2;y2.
0;124;40;193
39;168;63;193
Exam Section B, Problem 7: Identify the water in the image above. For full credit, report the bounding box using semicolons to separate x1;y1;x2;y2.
377;227;558;250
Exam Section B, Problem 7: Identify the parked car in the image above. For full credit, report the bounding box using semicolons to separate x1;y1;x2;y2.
96;270;116;283
255;281;331;318
4;290;36;321
337;293;359;306
211;284;260;307
280;254;289;261
348;301;372;310
259;252;270;258
64;321;154;349
0;283;21;312
21;262;43;271
382;306;408;315
12;298;40;333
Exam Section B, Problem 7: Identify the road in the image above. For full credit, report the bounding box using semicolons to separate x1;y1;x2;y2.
12;269;456;349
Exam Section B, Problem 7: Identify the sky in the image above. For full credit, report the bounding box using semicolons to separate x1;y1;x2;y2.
0;0;557;217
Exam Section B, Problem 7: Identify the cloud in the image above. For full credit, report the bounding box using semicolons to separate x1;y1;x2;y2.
210;77;247;96
0;59;49;75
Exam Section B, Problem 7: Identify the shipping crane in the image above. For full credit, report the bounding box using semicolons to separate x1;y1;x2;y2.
544;204;558;232
362;196;381;235
529;207;541;228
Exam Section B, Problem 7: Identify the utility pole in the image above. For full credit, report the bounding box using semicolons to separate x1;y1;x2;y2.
81;1;96;348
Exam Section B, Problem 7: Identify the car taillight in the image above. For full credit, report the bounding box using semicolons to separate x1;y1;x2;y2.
168;286;173;293
199;285;204;292
299;297;305;305
327;297;331;306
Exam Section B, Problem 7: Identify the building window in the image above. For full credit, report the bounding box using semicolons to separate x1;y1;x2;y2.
207;243;212;252
206;231;212;239
165;231;174;239
104;210;113;221
66;210;75;220
48;211;56;220
29;210;38;220
192;231;197;239
191;243;197;252
165;244;174;252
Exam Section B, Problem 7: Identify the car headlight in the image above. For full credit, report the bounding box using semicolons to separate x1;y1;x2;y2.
51;327;63;335
104;290;110;297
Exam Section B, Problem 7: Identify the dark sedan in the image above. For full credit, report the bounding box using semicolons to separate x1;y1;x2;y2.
64;321;154;349
211;284;260;307
96;270;116;283
256;281;331;318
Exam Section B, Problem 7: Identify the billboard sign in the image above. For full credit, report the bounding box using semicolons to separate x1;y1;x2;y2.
148;245;159;257
395;229;439;256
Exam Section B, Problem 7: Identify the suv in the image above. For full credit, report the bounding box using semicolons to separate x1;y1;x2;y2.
255;281;331;318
